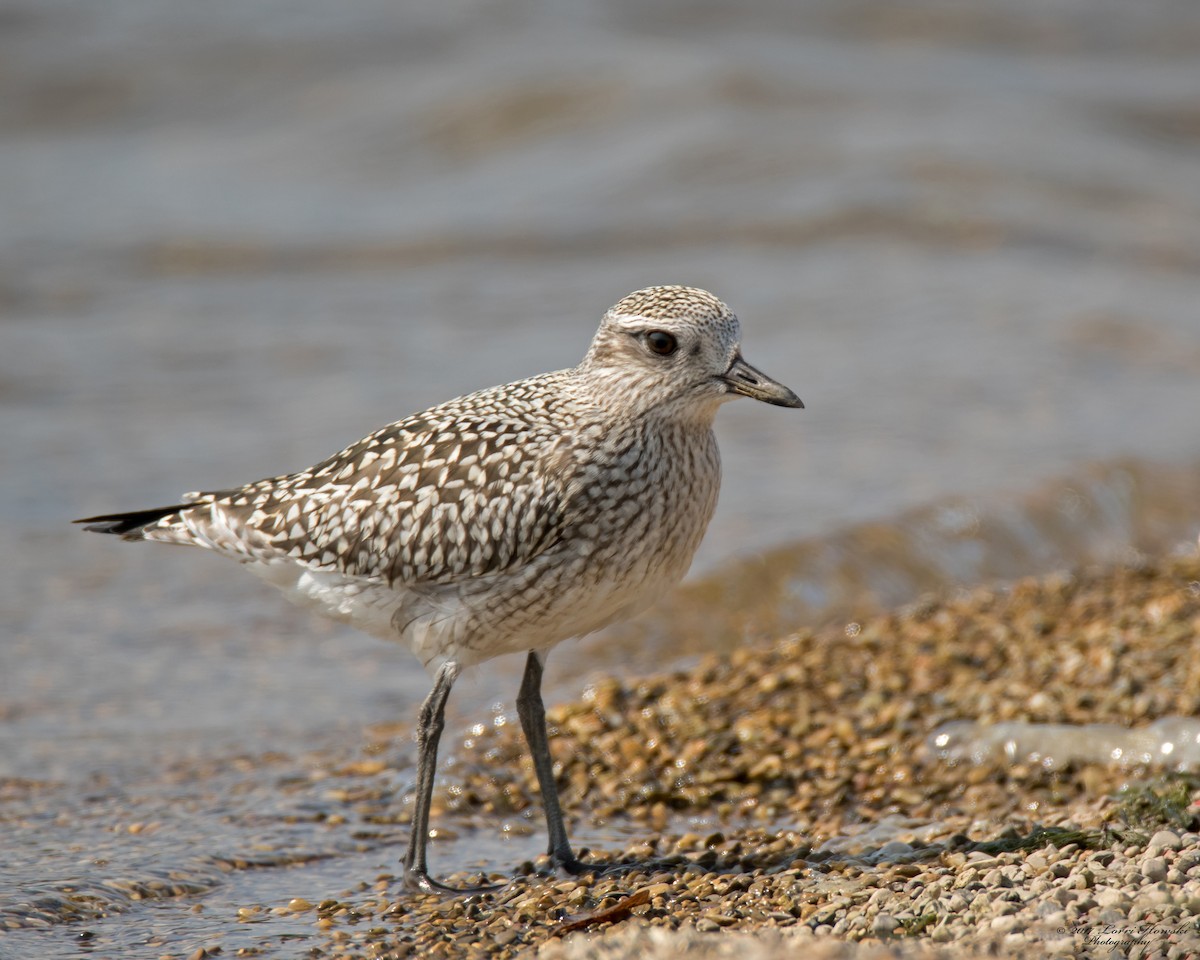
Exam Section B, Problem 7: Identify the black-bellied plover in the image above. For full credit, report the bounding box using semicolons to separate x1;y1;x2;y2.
76;285;802;892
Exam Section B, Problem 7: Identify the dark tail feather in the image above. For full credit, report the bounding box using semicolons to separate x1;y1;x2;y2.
74;505;190;537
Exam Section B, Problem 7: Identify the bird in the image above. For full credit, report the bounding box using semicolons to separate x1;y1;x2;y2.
75;285;803;893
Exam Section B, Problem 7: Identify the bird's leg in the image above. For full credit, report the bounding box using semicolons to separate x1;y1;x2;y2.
404;661;456;885
516;650;589;874
403;660;494;895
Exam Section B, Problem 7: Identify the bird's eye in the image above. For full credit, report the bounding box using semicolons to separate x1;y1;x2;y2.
644;331;678;356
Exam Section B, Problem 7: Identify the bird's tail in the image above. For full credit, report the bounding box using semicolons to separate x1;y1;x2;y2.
74;504;192;539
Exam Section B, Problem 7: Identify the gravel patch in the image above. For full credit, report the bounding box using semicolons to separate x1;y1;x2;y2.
294;553;1200;958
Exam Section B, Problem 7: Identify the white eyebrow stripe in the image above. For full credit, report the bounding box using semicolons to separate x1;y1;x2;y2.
608;313;655;329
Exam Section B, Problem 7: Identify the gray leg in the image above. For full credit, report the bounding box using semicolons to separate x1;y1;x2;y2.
516;650;586;872
404;660;482;893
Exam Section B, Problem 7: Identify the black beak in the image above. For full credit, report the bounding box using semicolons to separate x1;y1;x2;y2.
721;354;804;408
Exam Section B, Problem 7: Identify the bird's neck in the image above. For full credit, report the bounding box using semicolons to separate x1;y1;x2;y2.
571;367;723;429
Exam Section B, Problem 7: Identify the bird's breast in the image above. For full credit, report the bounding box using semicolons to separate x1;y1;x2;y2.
570;422;722;599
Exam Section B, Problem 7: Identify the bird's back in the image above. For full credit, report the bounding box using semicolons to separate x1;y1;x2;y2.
160;373;576;579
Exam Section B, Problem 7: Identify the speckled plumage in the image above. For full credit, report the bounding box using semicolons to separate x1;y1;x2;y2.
78;285;802;890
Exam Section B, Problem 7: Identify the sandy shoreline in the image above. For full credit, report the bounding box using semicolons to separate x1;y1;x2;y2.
6;552;1198;957
281;551;1200;958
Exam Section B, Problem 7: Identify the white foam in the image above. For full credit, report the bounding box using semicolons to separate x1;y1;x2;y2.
927;717;1200;771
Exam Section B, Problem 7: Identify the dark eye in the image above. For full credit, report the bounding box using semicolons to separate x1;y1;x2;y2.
644;331;678;356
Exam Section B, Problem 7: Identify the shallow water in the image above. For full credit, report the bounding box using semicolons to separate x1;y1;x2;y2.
3;0;1200;955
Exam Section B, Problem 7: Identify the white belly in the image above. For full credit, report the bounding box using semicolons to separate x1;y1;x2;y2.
247;559;469;670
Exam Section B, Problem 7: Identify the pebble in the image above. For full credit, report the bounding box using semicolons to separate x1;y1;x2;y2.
1149;830;1183;854
875;842;914;861
989;915;1019;934
1142;858;1169;882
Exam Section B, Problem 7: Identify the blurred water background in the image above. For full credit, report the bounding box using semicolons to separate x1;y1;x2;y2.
3;0;1200;955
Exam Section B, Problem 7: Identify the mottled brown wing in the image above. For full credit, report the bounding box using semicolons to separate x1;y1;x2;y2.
204;384;580;585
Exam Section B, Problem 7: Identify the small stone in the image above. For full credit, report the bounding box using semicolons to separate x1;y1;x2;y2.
1040;909;1066;927
1177;851;1200;872
1029;877;1051;896
1149;830;1182;853
1143;857;1169;882
983;868;1006;887
1096;889;1130;909
877;842;915;861
871;914;899;937
990;915;1019;934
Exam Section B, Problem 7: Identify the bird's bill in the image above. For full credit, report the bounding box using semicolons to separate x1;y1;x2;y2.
721;354;804;408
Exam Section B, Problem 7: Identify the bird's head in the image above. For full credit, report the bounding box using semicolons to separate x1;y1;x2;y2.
579;285;803;421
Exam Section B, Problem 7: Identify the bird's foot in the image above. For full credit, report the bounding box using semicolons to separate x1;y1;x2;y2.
403;867;504;897
530;850;614;879
555;854;593;876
